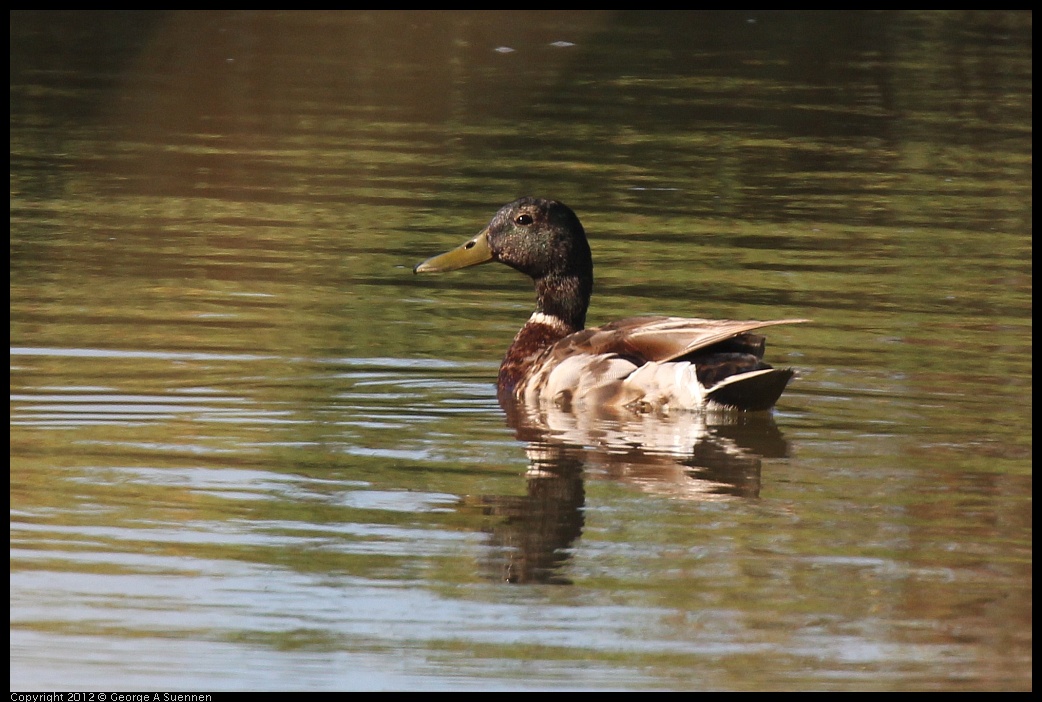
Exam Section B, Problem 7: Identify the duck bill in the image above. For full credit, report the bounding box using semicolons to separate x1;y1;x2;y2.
414;229;493;273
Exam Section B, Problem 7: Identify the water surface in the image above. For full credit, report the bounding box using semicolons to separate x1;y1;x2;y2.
10;10;1031;691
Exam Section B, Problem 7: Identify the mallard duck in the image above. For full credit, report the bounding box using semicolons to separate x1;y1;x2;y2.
414;197;807;412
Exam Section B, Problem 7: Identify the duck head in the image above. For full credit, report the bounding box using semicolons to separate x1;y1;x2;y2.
414;197;594;330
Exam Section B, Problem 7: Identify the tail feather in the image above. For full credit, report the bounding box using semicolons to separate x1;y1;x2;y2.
706;368;796;411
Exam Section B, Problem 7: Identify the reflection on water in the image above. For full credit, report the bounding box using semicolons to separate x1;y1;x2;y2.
11;10;1031;691
480;402;793;583
509;401;787;500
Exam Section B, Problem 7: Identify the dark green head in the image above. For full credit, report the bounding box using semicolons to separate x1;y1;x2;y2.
415;198;594;329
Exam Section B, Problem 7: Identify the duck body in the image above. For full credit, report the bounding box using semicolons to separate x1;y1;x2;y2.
415;197;807;413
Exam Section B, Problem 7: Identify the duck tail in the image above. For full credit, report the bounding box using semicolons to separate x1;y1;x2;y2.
706;368;796;412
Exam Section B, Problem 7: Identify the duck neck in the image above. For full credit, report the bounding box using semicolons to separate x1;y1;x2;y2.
497;272;591;397
535;272;591;332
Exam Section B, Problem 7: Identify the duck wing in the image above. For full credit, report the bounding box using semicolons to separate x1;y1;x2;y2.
553;316;808;364
522;316;807;412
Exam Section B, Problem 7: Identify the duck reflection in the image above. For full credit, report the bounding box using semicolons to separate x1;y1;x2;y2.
475;401;792;584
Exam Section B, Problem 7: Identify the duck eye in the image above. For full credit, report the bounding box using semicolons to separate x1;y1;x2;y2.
514;214;534;226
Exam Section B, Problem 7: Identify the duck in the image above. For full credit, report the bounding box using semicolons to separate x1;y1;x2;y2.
414;197;808;413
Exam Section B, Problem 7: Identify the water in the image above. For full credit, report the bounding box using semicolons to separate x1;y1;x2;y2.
10;10;1031;690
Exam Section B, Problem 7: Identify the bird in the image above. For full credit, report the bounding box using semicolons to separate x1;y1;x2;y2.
414;197;807;413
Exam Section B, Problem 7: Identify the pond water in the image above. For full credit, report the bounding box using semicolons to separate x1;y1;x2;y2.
10;11;1031;691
